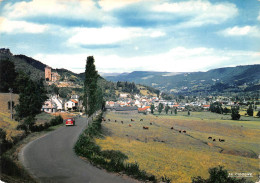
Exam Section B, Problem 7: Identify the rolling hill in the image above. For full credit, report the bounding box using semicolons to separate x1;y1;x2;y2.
104;65;260;95
0;48;159;100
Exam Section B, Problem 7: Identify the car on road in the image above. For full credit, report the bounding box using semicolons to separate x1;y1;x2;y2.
65;118;75;126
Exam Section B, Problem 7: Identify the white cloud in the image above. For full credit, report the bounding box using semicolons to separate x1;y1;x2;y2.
98;0;142;11
3;0;106;23
34;47;260;73
150;30;165;38
34;53;87;72
220;26;260;37
152;0;238;27
67;27;165;46
0;17;48;34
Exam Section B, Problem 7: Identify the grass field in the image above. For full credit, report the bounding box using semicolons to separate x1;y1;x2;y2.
0;93;25;141
95;111;259;182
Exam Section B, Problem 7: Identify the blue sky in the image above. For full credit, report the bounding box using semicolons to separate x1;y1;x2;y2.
0;0;259;73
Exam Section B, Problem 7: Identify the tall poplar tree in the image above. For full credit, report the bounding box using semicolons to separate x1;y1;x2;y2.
84;56;102;116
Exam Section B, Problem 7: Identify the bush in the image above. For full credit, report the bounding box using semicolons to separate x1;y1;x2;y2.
50;115;63;126
161;175;171;183
0;128;12;155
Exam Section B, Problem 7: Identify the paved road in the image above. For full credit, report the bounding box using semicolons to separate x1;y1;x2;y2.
19;117;135;183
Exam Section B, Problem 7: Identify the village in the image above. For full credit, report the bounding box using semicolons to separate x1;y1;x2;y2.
42;67;259;116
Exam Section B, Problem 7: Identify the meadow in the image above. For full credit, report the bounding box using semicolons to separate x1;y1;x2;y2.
95;111;259;182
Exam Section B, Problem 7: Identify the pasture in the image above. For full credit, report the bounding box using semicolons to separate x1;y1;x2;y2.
96;111;259;182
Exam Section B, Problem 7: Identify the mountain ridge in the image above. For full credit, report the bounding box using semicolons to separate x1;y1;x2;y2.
104;64;260;95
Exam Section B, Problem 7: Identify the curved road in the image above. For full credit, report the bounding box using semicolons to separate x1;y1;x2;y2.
19;117;135;183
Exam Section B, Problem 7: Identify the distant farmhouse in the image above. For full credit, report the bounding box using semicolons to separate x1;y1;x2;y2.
45;66;60;82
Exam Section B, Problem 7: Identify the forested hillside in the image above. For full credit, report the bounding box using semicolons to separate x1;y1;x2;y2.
105;65;260;96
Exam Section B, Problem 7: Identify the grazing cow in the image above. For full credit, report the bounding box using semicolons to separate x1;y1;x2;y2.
140;119;143;121
183;130;186;133
150;122;153;125
131;119;135;122
129;124;132;127
115;120;117;122
121;121;124;124
179;130;181;133
108;119;110;121
213;139;216;141
143;126;149;130
171;127;174;130
219;139;225;142
208;137;212;139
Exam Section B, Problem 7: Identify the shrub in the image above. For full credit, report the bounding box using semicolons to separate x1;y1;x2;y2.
161;175;171;183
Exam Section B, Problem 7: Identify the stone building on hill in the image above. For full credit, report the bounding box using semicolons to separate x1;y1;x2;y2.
45;66;60;82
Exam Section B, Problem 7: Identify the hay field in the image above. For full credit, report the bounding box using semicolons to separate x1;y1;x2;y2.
95;111;259;182
0;93;25;141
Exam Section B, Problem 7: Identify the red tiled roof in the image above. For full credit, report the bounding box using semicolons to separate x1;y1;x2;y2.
138;108;147;111
71;99;78;103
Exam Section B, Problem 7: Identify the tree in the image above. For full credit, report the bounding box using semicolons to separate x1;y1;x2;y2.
165;104;170;114
158;103;163;114
48;84;59;95
84;56;103;116
231;106;240;120
15;73;47;121
188;110;190;116
174;108;177;115
247;104;253;116
0;59;17;92
150;104;155;114
210;102;223;114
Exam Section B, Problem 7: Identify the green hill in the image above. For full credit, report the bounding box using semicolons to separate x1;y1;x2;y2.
0;48;158;101
104;65;260;95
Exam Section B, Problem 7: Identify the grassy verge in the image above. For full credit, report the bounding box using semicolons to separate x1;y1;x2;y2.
74;113;156;182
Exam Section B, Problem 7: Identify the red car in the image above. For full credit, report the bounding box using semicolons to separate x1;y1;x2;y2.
65;118;75;126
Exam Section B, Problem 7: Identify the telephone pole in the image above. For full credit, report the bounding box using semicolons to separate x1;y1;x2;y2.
9;88;13;120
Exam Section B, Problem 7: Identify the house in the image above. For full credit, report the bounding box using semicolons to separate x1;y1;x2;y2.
120;93;129;98
106;101;115;107
202;105;210;110
42;100;57;113
51;95;64;111
65;99;78;111
138;106;151;114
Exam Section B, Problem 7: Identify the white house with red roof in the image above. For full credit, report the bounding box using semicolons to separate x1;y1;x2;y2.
65;99;78;111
